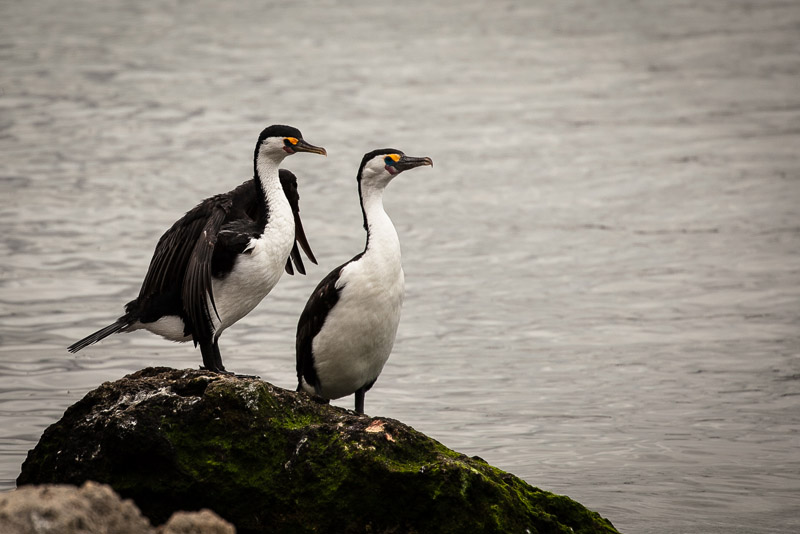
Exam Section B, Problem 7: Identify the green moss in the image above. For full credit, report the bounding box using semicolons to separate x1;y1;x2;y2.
18;368;619;534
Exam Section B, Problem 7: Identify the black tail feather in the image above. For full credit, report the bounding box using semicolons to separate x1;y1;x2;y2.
67;317;132;353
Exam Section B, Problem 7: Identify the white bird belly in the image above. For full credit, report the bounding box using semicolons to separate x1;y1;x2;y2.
312;265;404;400
137;229;292;343
137;315;192;342
210;231;293;335
136;177;295;345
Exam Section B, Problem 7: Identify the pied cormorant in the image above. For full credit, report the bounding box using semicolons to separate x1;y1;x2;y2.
68;125;326;375
296;149;433;414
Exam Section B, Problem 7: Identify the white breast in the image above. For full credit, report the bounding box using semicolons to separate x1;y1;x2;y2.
311;251;405;400
210;200;295;335
136;204;294;343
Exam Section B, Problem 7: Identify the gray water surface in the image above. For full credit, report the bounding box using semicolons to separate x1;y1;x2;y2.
2;1;799;533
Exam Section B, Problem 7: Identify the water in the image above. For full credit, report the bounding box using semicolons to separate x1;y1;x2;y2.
1;1;799;532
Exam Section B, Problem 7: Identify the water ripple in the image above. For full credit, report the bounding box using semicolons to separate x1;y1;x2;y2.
2;2;799;533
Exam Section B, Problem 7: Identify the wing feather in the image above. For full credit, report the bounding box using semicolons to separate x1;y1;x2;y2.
182;203;230;345
280;169;317;275
138;206;213;303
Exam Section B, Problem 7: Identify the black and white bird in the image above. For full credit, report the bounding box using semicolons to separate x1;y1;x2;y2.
296;149;433;414
68;125;326;375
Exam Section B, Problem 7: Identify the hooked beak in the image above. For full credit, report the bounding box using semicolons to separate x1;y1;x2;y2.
395;155;433;173
291;139;327;156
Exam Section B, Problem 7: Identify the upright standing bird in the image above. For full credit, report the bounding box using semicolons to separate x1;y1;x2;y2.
68;125;326;374
296;149;433;414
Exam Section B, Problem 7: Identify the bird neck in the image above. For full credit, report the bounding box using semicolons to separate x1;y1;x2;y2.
360;185;400;263
254;156;290;229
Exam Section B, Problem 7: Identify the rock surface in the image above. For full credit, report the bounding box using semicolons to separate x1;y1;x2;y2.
0;480;233;534
0;481;152;534
159;509;236;534
17;367;618;534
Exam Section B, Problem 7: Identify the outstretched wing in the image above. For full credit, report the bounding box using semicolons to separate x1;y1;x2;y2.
137;200;219;305
182;200;232;345
280;169;317;275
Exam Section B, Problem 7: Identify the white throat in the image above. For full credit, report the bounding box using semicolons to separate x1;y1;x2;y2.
255;156;288;215
205;153;294;335
361;185;401;265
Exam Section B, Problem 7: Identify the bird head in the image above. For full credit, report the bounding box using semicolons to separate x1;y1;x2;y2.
255;125;327;163
357;149;433;190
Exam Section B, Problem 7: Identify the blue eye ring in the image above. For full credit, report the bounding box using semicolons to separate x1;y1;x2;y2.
384;156;394;165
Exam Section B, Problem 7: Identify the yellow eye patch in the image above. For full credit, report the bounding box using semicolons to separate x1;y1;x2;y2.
383;154;401;166
285;137;298;145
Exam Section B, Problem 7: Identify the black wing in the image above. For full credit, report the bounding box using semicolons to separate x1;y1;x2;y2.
138;197;223;305
182;200;232;345
296;262;347;392
280;169;317;275
136;192;233;342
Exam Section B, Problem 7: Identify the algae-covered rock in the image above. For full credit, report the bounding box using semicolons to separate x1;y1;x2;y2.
17;367;618;534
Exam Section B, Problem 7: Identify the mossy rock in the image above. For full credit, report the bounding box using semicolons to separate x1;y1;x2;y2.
17;367;618;534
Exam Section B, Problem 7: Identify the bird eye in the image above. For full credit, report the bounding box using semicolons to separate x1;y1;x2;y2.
284;137;298;146
384;156;394;165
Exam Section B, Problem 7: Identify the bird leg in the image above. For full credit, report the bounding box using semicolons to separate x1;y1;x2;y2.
211;339;227;373
354;388;366;415
199;340;222;373
199;340;235;376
